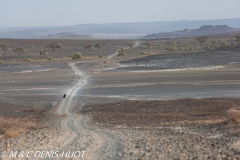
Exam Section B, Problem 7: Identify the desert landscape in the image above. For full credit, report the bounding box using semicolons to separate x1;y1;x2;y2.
0;28;240;160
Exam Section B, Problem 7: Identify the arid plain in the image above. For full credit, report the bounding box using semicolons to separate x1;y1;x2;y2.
1;34;240;159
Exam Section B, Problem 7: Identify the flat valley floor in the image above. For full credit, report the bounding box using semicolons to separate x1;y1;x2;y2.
0;40;240;159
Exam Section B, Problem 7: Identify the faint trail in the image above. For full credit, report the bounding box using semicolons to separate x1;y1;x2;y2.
107;50;118;60
107;41;141;60
57;62;121;160
132;41;141;48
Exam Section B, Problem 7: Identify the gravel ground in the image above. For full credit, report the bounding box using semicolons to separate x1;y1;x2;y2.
99;124;240;160
81;99;240;126
110;48;240;72
0;63;70;73
0;128;75;159
81;98;240;160
0;100;77;160
1;46;240;159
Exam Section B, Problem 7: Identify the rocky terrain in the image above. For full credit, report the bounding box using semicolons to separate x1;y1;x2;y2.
82;98;240;160
111;47;240;72
0;37;240;159
45;32;92;39
143;25;240;39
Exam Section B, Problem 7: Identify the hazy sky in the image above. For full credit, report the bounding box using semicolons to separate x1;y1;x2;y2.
0;0;239;27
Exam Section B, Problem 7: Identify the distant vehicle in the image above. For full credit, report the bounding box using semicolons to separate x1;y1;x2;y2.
63;94;66;98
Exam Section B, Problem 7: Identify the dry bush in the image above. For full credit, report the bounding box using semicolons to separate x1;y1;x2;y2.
72;52;82;59
46;42;63;52
0;117;39;139
23;58;31;62
225;108;240;123
3;128;21;138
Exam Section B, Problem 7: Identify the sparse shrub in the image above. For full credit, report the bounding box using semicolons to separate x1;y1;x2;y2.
189;46;194;51
154;44;162;48
166;41;176;46
47;56;53;60
104;61;107;64
0;60;3;63
144;42;153;49
0;117;40;139
210;40;219;49
193;45;199;50
225;108;240;123
165;41;177;51
165;45;176;51
94;42;107;50
13;47;26;55
203;42;220;50
178;44;199;51
0;43;8;56
179;44;186;51
203;45;212;51
40;49;48;55
179;43;188;50
204;45;215;50
117;52;126;56
235;34;240;45
89;47;96;51
196;36;208;49
99;53;103;58
102;52;106;55
72;52;82;59
117;48;126;56
3;128;20;138
23;58;31;62
95;43;102;50
46;42;63;52
219;40;229;47
64;48;70;51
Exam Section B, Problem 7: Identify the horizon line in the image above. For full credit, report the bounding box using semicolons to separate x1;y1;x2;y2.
0;17;240;28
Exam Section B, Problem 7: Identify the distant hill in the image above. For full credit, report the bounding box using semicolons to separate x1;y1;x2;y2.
0;18;240;39
45;32;92;39
143;25;240;39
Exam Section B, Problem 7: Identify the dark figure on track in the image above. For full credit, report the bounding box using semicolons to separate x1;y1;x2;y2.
63;94;66;98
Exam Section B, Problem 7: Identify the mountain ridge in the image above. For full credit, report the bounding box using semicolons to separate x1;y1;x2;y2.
45;32;92;39
143;25;240;39
0;18;240;39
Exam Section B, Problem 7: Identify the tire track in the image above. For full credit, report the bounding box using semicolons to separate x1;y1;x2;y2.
107;41;141;60
57;62;121;160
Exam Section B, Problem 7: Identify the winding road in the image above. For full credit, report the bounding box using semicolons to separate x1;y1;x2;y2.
56;41;140;159
107;41;141;59
57;63;121;160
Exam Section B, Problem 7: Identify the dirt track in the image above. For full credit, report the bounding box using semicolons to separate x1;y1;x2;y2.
56;63;122;159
